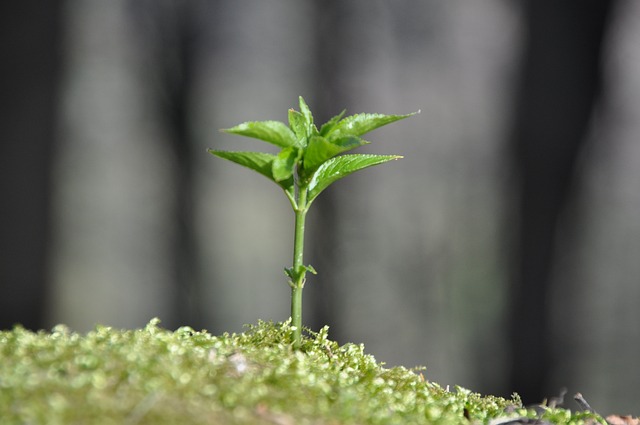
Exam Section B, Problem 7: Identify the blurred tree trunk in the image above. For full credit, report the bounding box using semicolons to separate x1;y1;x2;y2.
0;2;64;330
130;1;211;329
305;0;351;339
506;0;616;403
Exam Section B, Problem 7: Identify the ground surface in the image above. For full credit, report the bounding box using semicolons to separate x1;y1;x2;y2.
0;319;609;424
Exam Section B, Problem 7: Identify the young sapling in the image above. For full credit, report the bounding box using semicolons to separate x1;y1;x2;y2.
209;96;417;348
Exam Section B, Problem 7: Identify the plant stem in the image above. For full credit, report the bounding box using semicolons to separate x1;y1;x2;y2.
291;284;303;348
290;187;308;349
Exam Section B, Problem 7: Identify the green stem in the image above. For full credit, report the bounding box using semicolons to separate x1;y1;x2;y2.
290;187;308;349
291;284;303;348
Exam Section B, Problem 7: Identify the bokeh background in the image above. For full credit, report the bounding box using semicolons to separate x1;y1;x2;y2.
2;0;639;414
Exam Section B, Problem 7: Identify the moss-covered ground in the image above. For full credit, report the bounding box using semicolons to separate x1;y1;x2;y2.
0;319;604;424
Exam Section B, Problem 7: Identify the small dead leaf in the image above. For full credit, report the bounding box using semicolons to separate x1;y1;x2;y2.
606;415;640;425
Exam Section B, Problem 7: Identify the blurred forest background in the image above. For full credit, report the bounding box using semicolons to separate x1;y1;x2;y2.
1;0;639;414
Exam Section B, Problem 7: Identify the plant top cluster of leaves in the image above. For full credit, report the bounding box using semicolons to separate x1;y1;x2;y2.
0;320;604;424
209;96;415;210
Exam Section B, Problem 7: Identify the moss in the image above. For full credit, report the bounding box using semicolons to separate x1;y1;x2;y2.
0;319;603;424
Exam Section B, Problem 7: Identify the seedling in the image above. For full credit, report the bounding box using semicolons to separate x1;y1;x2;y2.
209;96;417;348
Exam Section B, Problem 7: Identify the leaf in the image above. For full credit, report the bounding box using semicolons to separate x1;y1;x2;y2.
272;147;301;182
319;109;346;136
606;416;640;425
208;149;294;193
303;264;317;275
284;265;317;282
223;120;298;148
326;111;418;141
302;135;367;173
307;154;402;204
331;136;371;153
288;109;306;143
284;267;295;280
298;96;314;129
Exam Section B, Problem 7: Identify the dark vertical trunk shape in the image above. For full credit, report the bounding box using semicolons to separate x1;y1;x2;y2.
131;1;206;329
506;0;615;403
163;6;199;329
306;0;351;339
0;2;64;330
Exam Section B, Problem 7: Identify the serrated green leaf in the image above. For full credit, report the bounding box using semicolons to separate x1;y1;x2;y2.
223;120;297;148
326;111;418;141
307;154;402;204
319;109;346;136
208;149;275;178
298;96;313;129
272;147;301;182
288;109;306;143
302;135;368;172
208;149;294;194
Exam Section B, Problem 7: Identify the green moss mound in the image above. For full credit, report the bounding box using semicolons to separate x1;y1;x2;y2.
0;319;602;424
